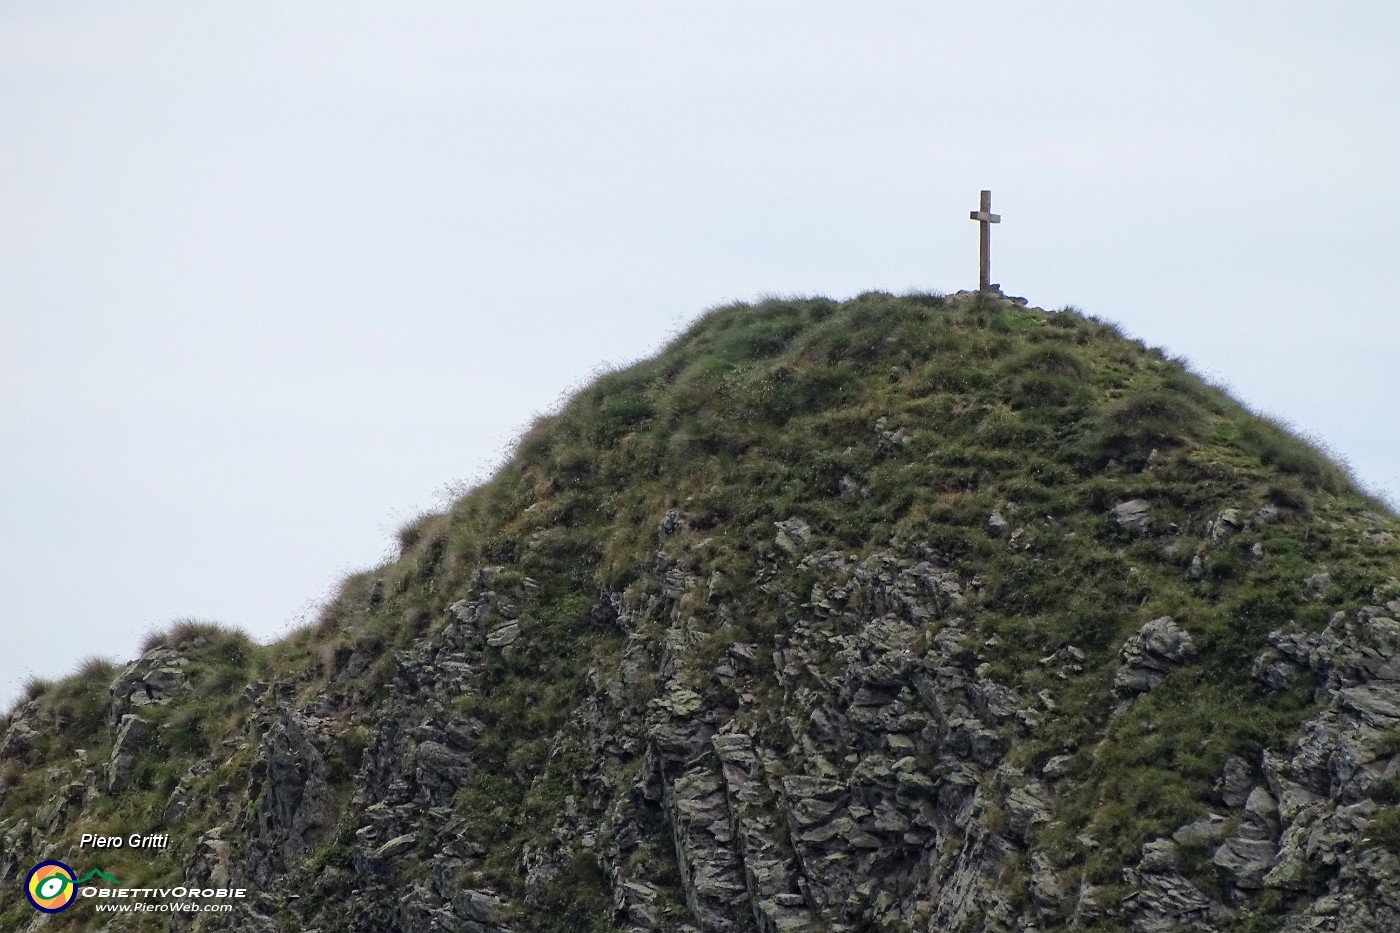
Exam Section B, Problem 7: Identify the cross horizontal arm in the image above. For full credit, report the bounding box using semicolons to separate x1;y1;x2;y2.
970;211;1001;223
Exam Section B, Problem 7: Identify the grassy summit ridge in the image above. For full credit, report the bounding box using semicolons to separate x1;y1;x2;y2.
3;291;1396;931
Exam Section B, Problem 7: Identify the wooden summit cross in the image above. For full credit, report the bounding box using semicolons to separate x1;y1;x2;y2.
969;189;1001;293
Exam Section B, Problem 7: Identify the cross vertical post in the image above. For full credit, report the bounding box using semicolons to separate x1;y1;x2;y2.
969;189;1001;293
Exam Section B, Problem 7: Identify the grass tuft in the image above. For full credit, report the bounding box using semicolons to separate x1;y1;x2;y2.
20;675;52;702
1235;412;1356;493
141;618;256;657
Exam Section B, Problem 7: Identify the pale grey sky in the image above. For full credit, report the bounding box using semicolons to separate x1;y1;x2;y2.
3;3;1398;707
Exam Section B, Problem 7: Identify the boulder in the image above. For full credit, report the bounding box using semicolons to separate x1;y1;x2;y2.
1114;617;1197;694
106;714;153;792
108;648;189;730
774;518;812;556
1114;499;1152;529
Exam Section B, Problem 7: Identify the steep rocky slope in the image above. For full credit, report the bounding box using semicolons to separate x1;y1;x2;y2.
5;290;1400;932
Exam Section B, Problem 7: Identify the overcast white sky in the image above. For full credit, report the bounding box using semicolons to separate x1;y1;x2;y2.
3;3;1398;708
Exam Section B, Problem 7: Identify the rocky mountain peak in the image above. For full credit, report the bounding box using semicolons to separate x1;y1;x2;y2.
3;291;1397;931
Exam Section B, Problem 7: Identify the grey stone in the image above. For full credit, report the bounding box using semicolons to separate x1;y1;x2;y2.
1114;499;1152;528
183;828;234;889
1115;617;1197;694
1341;683;1400;726
106;714;153;792
1003;785;1051;843
659;508;690;539
1217;756;1253;808
1211;823;1277;889
1208;508;1244;542
455;889;506;925
1304;571;1332;599
1041;755;1074;779
246;711;335;885
1173;814;1228;846
1124;841;1225;931
1252;649;1303;691
774;518;812;556
0;720;36;763
1244;786;1278;824
668;765;749;931
485;621;521;648
875;417;911;451
108;649;189;729
369;833;416;862
1140;838;1179;871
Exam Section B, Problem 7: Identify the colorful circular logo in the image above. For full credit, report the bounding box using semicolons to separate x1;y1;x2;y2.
26;861;77;913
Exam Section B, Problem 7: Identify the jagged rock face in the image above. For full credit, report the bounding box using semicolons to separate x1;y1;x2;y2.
0;719;36;764
105;713;153;792
1114;616;1197;694
108;647;189;727
5;292;1400;932
243;709;337;885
